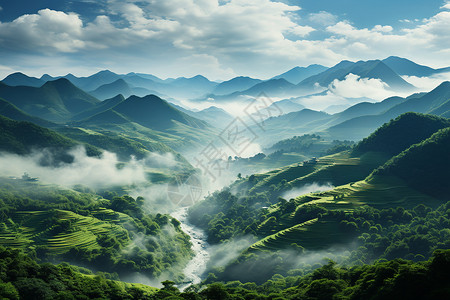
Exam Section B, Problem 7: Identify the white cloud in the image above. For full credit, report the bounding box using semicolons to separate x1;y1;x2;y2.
373;25;393;33
0;1;450;80
324;11;450;68
282;183;335;200
0;147;147;188
329;73;393;100
308;11;338;26
441;1;450;10
401;72;450;91
297;73;413;111
298;91;347;111
0;9;85;52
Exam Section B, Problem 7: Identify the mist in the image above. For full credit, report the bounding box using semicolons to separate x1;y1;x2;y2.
0;147;147;188
402;72;450;91
282;183;335;200
207;235;258;269
217;242;359;284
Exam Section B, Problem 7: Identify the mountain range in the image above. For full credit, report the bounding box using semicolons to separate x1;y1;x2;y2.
4;57;445;104
0;56;449;152
0;79;100;123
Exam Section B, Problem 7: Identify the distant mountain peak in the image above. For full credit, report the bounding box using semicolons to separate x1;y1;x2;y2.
382;56;437;77
95;70;116;75
272;64;327;84
42;77;74;88
2;72;44;87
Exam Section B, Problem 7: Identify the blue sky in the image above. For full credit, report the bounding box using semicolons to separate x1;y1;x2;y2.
0;0;449;80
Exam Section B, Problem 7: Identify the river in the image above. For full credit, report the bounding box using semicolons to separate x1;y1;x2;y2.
171;207;210;291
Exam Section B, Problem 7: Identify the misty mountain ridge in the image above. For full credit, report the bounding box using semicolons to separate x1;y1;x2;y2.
76;94;209;132
272;64;328;84
382;56;450;77
5;56;446;104
326;81;450;140
212;76;263;95
298;59;415;91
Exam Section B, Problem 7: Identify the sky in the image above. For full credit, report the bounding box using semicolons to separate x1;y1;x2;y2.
0;0;449;80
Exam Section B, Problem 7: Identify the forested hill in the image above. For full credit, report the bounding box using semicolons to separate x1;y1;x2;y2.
370;126;450;198
353;112;450;156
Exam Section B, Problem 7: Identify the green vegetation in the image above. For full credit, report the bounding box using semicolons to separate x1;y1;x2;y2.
0;246;158;300
137;250;450;299
0;115;101;160
371;126;450;198
0;179;193;280
0;98;54;128
188;112;450;285
0;78;100;123
268;134;354;157
353;112;450;156
1;71;450;300
57;127;190;166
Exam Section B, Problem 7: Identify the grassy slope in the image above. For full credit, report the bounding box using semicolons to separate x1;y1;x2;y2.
0;115;101;157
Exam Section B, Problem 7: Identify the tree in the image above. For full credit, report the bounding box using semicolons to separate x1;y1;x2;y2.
202;283;230;300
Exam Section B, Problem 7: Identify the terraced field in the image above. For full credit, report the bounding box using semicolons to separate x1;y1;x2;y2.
288;175;443;211
249;218;352;252
246;151;390;194
246;170;443;253
0;209;130;254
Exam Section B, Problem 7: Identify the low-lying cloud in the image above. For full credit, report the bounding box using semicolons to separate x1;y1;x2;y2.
329;73;394;100
282;183;335;200
207;235;258;269
0;147;147;188
402;72;450;91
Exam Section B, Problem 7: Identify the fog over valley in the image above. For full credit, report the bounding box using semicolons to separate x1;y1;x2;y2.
0;1;449;299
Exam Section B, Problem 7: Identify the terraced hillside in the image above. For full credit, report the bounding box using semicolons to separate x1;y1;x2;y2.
0;209;131;254
248;218;354;252
240;150;390;195
191;113;450;259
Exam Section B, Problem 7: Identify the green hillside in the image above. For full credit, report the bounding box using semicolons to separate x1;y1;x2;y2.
73;95;218;151
71;94;126;121
0;115;101;159
370;127;450;198
0;178;193;279
188;112;450;285
113;95;208;130
326;82;450;140
353;112;450;156
0;79;100;123
298;60;413;90
58;127;193;170
0;98;55;127
0;246;158;299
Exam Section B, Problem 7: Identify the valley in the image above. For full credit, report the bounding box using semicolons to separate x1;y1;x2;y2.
0;54;449;299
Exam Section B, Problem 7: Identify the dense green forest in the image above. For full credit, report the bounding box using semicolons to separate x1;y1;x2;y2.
149;249;450;299
2;246;448;299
